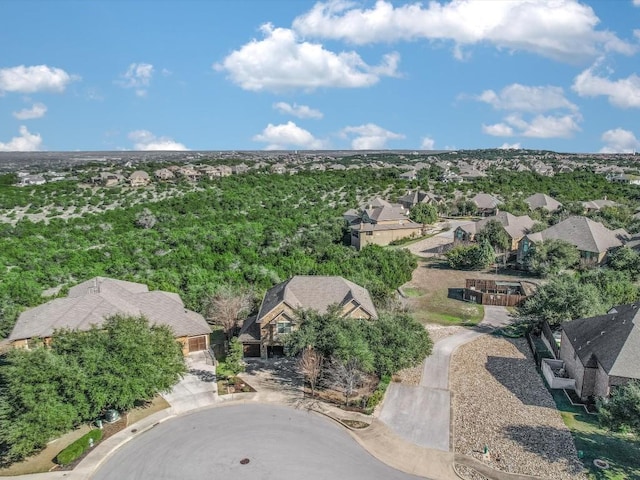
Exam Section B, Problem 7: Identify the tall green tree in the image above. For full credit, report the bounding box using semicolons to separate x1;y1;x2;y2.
409;203;437;225
476;220;511;251
597;381;640;436
524;239;580;277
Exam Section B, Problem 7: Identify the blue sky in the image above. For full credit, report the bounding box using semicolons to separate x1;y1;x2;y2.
1;0;639;153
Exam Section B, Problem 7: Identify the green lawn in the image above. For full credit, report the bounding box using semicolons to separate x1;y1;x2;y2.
550;389;640;480
409;287;484;326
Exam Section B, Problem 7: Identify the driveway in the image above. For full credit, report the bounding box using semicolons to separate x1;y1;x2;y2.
405;220;471;258
91;404;423;480
162;351;217;414
379;306;511;452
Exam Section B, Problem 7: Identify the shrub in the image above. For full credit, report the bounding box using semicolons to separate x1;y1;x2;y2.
55;428;103;465
365;375;391;413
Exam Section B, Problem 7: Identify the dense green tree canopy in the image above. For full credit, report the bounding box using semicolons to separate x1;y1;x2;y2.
524;239;580;277
0;315;186;464
446;240;495;270
475;220;511;251
598;381;640;436
409;203;438;225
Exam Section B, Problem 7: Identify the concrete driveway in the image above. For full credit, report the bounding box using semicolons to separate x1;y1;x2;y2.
379;306;511;452
162;351;217;414
91;404;423;480
404;220;471;258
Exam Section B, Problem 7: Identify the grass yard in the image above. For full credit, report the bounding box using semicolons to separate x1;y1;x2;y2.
550;389;640;480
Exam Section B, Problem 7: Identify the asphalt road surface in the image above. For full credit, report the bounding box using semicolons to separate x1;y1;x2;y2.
91;404;422;480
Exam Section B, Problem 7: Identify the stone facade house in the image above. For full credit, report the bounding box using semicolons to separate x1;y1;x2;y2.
7;277;211;355
129;170;151;187
517;216;626;266
239;276;378;358
397;190;443;209
154;168;175;181
560;303;640;400
471;193;502;216
344;198;423;250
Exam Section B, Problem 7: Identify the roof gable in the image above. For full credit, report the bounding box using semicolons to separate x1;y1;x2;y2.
531;216;623;253
562;305;640;379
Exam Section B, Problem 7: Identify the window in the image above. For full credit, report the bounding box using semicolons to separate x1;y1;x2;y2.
276;320;292;334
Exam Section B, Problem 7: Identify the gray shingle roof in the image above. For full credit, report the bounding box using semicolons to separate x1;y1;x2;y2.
9;277;210;341
524;193;562;212
457;212;533;240
525;216;625;254
471;193;502;210
256;276;378;323
562;304;640;379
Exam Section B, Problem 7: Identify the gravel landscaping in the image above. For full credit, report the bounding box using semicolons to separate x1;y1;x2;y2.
450;335;588;480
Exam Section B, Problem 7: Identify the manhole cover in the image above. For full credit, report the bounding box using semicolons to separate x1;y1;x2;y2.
240;458;250;465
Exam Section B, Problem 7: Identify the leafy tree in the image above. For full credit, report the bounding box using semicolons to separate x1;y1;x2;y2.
476;219;510;251
597;381;640;436
524;239;580;277
579;269;639;307
134;208;157;229
446;240;494;270
608;247;640;280
225;338;245;377
409;203;437;225
0;315;186;464
517;273;604;327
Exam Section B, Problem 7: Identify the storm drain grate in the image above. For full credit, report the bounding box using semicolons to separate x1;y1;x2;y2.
240;458;250;465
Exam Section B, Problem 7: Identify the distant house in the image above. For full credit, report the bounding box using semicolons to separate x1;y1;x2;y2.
471;193;502;216
176;166;201;182
454;211;534;251
399;170;417;180
202;165;232;179
440;171;463;183
517;216;627;266
93;172;124;187
582;199;618;213
607;173;640;185
232;163;249;175
239;276;377;358
344;198;423;250
397;190;443;209
271;163;287;174
524;193;563;212
17;174;46;187
154;168;175;181
560;303;640;400
129;170;151;187
7;277;211;355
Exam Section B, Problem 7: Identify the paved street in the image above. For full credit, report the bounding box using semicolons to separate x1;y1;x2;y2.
91;404;422;480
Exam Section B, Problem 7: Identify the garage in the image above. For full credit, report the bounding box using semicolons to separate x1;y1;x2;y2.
243;343;261;357
188;335;207;353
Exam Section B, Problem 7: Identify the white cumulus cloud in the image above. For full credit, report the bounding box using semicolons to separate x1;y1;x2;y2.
634;0;640;6
483;123;514;137
600;128;640;153
215;23;399;92
12;102;47;120
117;63;154;96
421;136;435;150
273;102;323;119
340;123;405;149
253;121;325;150
499;142;521;150
0;126;42;151
483;114;580;138
128;130;188;151
0;65;76;93
293;0;634;62
475;84;577;112
572;64;640;108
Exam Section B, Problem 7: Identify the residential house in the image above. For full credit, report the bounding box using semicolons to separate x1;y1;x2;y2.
559;303;640;400
582;199;618;213
517;216;627;266
129;170;151;187
232;163;249;175
440;171;463;183
17;174;46;186
397;190;443;209
345;198;423;250
399;170;417;180
154;168;175;181
7;277;211;355
454;211;534;251
271;163;287;174
524;193;563;212
177;166;201;182
239;276;378;358
202;165;232;179
471;193;502;216
93;171;124;187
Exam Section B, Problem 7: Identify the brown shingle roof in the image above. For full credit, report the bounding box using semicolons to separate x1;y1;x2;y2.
256;276;378;324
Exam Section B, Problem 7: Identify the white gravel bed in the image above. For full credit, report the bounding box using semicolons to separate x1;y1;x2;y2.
454;464;489;480
425;324;466;343
450;336;587;480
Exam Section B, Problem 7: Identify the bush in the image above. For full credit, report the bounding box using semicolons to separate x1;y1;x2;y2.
365;375;391;413
55;428;102;465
